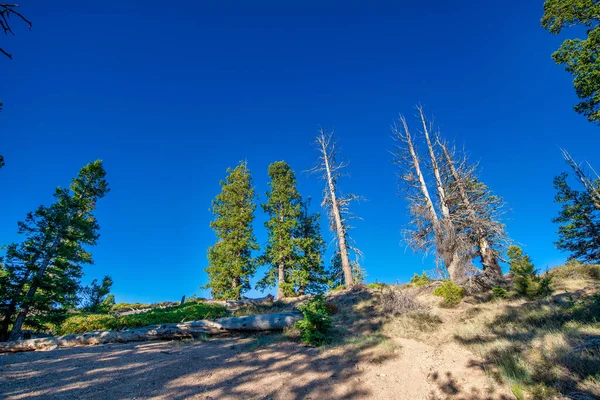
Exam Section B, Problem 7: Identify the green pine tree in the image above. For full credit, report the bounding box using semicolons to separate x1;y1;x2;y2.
1;160;109;341
542;0;600;124
553;172;600;263
508;246;553;298
292;199;327;295
80;275;114;313
258;161;302;299
205;162;259;300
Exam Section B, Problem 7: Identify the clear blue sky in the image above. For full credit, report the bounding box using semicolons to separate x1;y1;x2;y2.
1;1;599;303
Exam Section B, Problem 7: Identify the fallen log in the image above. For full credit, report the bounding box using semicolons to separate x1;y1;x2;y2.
225;294;275;309
0;311;302;354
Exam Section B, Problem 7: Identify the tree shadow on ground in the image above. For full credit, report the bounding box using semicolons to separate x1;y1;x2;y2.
454;289;600;400
0;288;397;400
427;371;512;400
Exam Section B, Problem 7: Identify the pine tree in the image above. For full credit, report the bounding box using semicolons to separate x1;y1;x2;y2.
292;199;327;295
553;173;600;263
205;162;259;300
80;276;114;313
258;161;302;299
1;160;109;341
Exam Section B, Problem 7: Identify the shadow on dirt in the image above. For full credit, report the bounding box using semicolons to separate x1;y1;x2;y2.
0;288;397;400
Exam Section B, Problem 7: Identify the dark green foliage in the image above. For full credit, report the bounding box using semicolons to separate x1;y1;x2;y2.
433;281;464;307
58;303;227;335
553;173;600;263
205;162;259;300
80;276;114;313
0;154;4;168
294;295;332;346
328;250;365;289
0;160;109;341
508;246;553;298
410;272;431;287
292;199;327;295
258;161;302;298
542;0;600;124
492;286;509;299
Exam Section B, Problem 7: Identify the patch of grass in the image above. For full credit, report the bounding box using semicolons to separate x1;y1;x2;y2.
551;261;600;281
454;292;600;399
433;281;464;307
58;303;228;335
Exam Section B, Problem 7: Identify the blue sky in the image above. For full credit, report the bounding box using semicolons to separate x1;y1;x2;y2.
1;1;599;303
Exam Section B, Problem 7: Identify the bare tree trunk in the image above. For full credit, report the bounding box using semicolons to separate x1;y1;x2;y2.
418;107;450;218
438;140;502;278
562;149;600;210
9;238;62;341
276;262;285;300
399;116;440;231
319;133;354;289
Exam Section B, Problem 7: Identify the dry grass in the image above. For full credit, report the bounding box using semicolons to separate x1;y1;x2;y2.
452;288;600;399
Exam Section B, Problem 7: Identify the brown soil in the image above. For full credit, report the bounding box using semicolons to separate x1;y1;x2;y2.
0;335;512;400
0;287;515;399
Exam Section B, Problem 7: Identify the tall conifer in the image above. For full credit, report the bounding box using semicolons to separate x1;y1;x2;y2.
258;161;301;299
205;162;258;300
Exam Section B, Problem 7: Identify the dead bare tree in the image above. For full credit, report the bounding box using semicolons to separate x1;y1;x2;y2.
438;139;507;278
0;4;31;59
311;129;362;289
561;149;600;210
393;107;509;283
392;113;466;281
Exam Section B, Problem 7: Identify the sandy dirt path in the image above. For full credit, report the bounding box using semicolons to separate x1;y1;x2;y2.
0;335;513;400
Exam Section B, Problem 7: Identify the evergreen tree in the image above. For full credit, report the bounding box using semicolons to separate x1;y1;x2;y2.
1;160;109;341
292;199;327;295
205;162;258;300
258;161;301;299
80;275;114;313
542;0;600;124
553;173;600;263
508;246;552;298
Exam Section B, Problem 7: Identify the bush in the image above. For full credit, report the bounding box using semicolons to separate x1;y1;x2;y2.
433;281;464;307
410;272;431;287
550;260;600;281
381;288;426;315
508;246;553;298
59;303;227;335
367;281;385;290
492;286;509;299
295;295;332;346
58;314;122;335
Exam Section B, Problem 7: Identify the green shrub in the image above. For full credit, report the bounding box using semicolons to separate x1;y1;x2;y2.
367;281;385;290
433;281;464;307
294;295;332;346
58;314;122;335
410;272;431;287
508;246;554;298
59;303;227;335
492;286;509;299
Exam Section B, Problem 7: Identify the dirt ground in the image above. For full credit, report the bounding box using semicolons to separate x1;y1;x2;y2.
0;333;513;400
